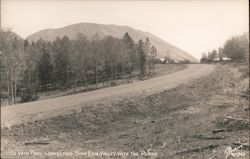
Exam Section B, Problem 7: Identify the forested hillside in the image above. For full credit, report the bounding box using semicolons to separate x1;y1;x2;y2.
0;30;157;105
26;23;197;62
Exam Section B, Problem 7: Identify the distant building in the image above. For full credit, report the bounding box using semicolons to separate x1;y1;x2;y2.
213;57;231;62
222;57;231;61
160;58;166;63
214;58;220;61
159;57;178;64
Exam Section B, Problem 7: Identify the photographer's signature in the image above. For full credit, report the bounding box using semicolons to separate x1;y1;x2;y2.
224;145;246;158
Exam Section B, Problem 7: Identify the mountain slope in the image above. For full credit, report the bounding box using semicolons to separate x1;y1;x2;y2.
26;23;198;62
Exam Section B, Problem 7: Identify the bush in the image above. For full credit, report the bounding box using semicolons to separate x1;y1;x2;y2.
20;88;38;103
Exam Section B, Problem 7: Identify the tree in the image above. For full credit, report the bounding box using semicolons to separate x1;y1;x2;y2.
0;30;26;105
38;44;53;90
144;38;151;74
218;47;224;61
91;33;101;87
19;69;38;102
137;40;146;76
13;37;27;104
71;33;89;89
0;50;3;106
205;50;216;63
0;29;162;104
121;33;136;80
223;33;249;62
17;39;41;102
0;30;10;104
210;49;218;61
200;52;208;63
150;45;157;74
101;36;119;83
53;36;71;88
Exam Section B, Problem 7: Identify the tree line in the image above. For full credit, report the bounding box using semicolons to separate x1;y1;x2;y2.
0;30;157;104
200;33;249;63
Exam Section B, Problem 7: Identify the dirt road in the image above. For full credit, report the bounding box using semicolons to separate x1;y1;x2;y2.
1;64;215;128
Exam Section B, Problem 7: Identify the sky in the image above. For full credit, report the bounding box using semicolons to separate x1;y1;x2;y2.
1;0;249;59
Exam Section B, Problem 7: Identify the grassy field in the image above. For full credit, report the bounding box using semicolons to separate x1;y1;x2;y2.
1;64;249;159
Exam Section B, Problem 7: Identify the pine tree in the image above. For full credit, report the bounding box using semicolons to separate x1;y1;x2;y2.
144;38;151;75
137;40;146;76
38;44;53;90
150;45;157;74
53;36;71;88
121;33;137;76
91;33;101;87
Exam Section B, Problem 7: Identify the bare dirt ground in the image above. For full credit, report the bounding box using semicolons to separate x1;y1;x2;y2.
1;64;249;159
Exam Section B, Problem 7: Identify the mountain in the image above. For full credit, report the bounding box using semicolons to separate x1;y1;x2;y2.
26;23;198;62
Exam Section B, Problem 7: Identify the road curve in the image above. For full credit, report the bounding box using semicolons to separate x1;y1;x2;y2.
1;64;215;128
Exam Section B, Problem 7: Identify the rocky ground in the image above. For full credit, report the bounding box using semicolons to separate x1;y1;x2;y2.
1;64;249;159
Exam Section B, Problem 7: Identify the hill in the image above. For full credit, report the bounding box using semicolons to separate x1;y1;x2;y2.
1;29;24;41
26;23;198;62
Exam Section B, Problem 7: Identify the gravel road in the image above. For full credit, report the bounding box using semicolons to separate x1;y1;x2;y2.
1;64;215;128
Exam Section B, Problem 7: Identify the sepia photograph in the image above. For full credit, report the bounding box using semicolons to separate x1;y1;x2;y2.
0;0;249;158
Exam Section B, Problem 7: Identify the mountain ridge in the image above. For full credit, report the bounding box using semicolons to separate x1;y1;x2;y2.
26;23;198;62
